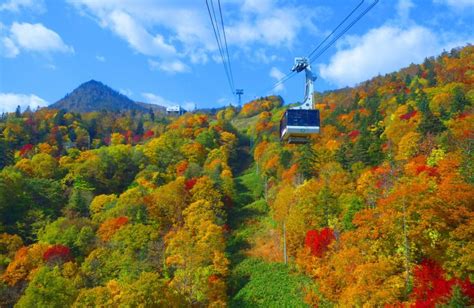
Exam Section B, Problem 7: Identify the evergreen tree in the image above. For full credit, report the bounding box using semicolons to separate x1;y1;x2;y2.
135;118;144;136
297;143;318;180
0;137;13;168
336;142;351;170
418;111;445;135
87;118;98;140
352;136;371;165
53;109;66;126
416;91;445;135
149;108;155;122
64;179;93;217
65;189;89;217
423;57;436;86
451;86;470;114
15;105;21;118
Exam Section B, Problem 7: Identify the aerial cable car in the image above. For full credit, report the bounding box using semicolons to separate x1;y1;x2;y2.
280;57;321;144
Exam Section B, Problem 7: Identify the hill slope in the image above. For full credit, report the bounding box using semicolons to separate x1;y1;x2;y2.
0;46;472;307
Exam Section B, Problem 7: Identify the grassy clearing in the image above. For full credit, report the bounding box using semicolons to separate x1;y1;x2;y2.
231;115;259;133
227;129;314;306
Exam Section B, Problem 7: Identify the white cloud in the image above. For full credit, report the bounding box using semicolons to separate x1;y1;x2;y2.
1;37;19;57
142;92;176;107
11;22;73;53
0;0;45;13
226;7;316;48
67;1;204;57
148;59;190;74
0;93;49;113
236;0;323;47
269;67;285;92
217;97;229;106
319;25;472;87
66;0;323;68
182;102;196;111
119;88;133;97
397;0;414;22
189;49;209;64
1;22;73;58
242;0;275;13
142;92;196;110
107;10;176;57
434;0;474;9
254;48;280;64
96;55;106;62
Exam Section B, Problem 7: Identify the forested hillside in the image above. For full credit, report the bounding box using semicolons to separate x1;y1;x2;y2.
0;45;472;307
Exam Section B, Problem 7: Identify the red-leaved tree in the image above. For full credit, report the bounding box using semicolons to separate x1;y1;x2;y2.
43;245;72;264
348;130;360;139
400;110;417;120
412;259;474;307
415;165;439;177
143;130;154;140
304;228;335;257
185;178;197;191
19;144;34;157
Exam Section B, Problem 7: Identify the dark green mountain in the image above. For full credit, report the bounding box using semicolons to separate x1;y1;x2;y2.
50;80;163;113
135;101;166;113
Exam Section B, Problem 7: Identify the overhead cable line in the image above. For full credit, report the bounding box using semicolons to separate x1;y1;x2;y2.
266;0;378;93
207;0;233;92
306;0;365;60
309;0;379;64
217;0;235;91
205;0;234;95
268;71;297;92
210;0;230;81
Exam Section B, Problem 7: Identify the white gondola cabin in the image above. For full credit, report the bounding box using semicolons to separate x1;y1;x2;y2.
280;57;321;144
280;109;320;144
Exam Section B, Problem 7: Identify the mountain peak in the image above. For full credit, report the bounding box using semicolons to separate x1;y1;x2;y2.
81;79;103;86
50;80;152;113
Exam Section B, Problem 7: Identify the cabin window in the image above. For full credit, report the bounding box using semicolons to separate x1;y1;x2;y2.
286;109;320;126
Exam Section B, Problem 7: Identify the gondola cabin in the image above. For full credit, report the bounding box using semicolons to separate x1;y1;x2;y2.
280;109;320;144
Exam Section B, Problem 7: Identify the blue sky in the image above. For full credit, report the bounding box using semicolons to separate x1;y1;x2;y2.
0;0;473;112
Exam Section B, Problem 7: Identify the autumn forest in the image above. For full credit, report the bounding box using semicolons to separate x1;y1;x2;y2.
0;45;473;307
